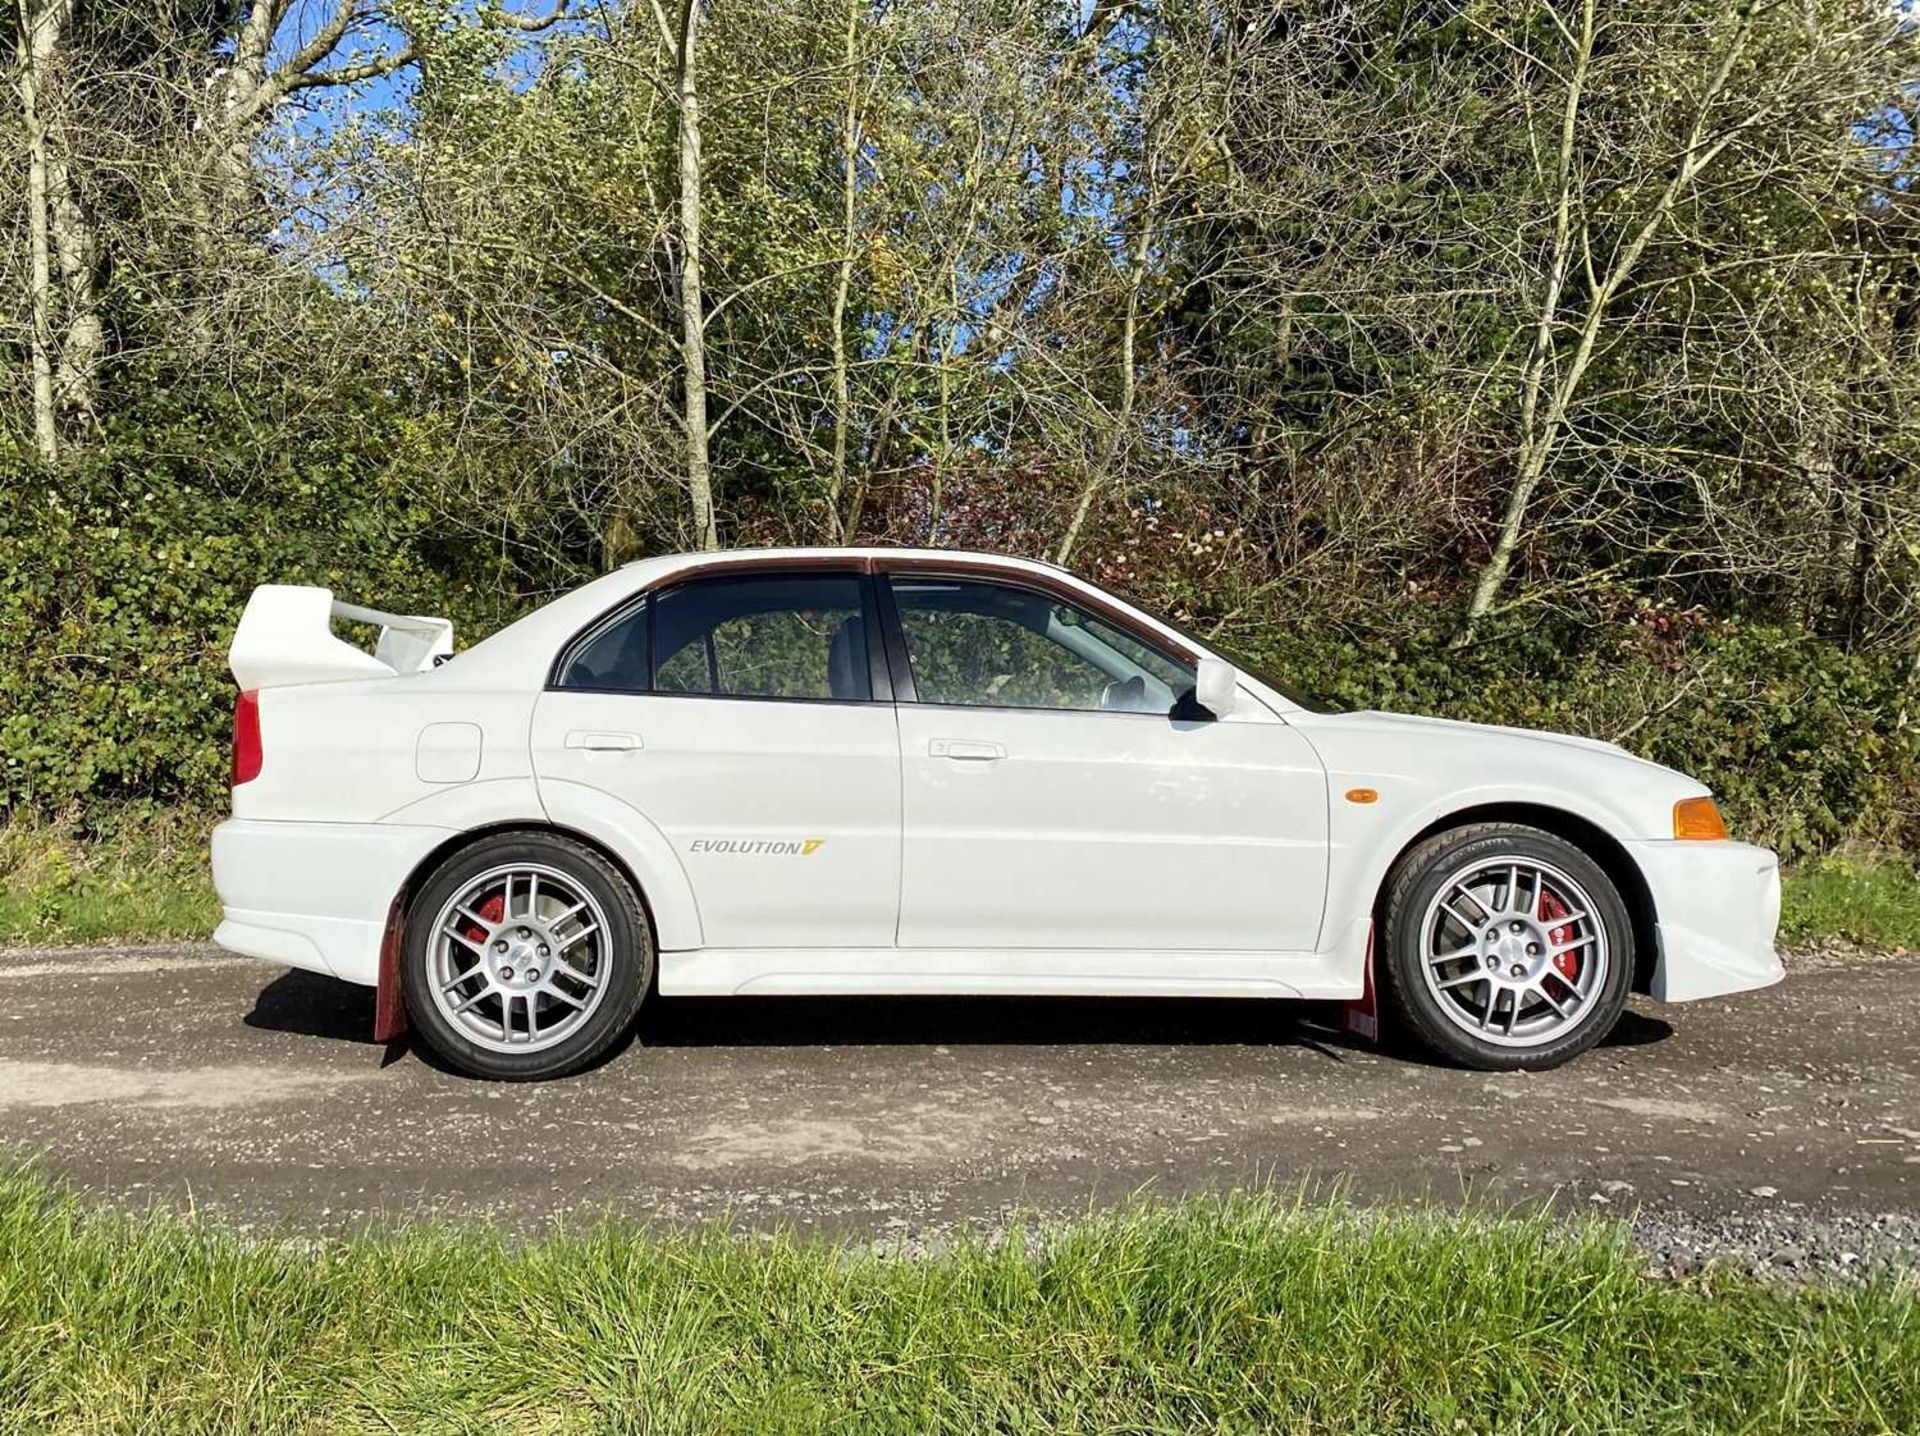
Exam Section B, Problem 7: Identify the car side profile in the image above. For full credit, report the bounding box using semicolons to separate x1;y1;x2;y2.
212;548;1784;1080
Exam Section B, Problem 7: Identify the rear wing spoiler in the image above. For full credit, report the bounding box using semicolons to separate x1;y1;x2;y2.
229;585;453;689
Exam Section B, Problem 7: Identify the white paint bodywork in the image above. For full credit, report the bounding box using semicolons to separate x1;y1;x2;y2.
211;547;1784;1008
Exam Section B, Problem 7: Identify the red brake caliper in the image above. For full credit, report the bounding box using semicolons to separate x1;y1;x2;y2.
465;891;506;950
1538;887;1579;982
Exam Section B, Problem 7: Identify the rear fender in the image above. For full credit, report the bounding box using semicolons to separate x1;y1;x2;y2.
533;779;703;950
371;802;700;1043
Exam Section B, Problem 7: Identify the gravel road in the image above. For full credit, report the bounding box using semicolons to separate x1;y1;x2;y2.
1;942;1915;1277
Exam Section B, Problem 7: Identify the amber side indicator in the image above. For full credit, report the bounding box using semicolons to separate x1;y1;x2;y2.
1345;788;1380;805
1673;796;1729;841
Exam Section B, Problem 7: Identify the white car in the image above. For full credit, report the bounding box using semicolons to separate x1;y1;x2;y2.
212;547;1783;1080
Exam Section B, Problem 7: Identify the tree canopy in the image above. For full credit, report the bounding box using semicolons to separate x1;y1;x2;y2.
3;0;1917;853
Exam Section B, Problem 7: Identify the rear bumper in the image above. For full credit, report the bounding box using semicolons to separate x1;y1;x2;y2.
211;819;451;986
1625;839;1784;1003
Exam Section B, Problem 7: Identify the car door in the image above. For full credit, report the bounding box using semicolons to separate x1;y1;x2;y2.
881;570;1327;958
530;568;901;949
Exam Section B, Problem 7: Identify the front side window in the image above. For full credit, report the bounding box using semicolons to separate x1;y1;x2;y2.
889;577;1193;713
652;573;871;701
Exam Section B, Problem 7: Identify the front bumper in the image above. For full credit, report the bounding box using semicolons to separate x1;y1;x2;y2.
211;819;451;986
1624;838;1784;1003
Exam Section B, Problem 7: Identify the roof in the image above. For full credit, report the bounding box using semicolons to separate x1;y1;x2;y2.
623;546;1070;574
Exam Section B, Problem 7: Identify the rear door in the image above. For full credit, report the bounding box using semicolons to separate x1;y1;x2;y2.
881;570;1328;957
531;568;901;948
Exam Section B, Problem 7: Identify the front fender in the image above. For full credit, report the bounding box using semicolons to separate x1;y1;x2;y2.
1312;775;1662;994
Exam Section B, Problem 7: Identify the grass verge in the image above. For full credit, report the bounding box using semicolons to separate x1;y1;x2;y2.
1780;848;1920;952
0;1166;1915;1435
0;812;217;944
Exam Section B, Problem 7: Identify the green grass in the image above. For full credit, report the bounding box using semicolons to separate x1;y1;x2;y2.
1780;849;1920;952
0;1166;1913;1435
0;813;218;944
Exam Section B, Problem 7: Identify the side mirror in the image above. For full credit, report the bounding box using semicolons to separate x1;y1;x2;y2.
1190;657;1239;719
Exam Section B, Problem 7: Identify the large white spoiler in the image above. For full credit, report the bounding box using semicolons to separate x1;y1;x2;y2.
229;584;454;689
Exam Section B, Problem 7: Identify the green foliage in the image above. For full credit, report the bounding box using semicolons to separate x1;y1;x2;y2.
0;0;1914;868
3;425;1909;856
1;1163;1916;1434
0;440;519;812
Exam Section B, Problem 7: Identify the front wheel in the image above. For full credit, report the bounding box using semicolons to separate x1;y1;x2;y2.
1377;823;1632;1071
401;832;652;1080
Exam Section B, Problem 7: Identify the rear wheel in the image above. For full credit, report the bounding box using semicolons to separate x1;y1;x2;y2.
402;832;651;1080
1378;823;1632;1071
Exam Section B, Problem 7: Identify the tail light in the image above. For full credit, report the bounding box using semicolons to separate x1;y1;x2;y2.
232;690;263;785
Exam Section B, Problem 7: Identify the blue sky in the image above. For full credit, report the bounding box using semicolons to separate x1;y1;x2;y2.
264;0;591;135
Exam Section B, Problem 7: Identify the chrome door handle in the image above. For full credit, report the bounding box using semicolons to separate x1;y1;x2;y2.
566;730;641;752
928;739;1007;761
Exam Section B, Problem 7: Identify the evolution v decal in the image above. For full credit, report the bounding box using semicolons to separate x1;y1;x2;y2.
688;838;825;857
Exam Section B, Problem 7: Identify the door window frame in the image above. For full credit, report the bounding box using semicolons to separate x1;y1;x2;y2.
874;565;1199;717
548;564;892;706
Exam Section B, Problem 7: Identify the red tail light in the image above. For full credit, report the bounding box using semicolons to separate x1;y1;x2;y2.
232;690;262;785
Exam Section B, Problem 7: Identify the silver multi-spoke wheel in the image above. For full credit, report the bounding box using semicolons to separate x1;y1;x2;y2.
1418;855;1609;1049
425;862;612;1055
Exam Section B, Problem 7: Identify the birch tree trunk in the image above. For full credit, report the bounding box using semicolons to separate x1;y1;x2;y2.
823;0;860;542
673;0;719;550
13;0;65;460
14;0;87;457
45;88;98;425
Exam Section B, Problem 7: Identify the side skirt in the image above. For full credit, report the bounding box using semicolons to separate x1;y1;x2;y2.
658;947;1363;1001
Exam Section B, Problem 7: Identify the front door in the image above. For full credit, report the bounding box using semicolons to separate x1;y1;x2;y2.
531;569;901;948
883;573;1328;955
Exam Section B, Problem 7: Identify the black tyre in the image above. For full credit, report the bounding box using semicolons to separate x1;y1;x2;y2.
1377;823;1633;1071
401;831;651;1080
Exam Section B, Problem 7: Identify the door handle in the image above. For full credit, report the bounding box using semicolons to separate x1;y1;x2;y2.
928;739;1007;761
566;730;641;752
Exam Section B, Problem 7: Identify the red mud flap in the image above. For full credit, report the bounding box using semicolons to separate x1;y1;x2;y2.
373;898;409;1043
1340;923;1380;1045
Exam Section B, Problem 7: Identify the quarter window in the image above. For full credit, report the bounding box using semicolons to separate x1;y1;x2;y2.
556;599;650;692
889;577;1193;713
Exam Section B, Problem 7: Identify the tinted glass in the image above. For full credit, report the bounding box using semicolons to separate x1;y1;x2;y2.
652;574;870;701
891;578;1193;712
556;599;650;691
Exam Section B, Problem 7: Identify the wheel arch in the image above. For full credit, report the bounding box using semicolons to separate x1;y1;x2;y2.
394;821;663;938
1382;802;1661;994
375;819;675;1043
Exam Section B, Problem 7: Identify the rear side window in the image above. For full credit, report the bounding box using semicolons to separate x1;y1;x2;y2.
652;573;871;702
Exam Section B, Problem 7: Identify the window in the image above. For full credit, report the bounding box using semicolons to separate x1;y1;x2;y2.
556;599;651;692
651;573;871;701
889;577;1193;713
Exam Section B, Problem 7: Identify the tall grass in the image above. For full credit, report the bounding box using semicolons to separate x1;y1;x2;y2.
0;1166;1914;1434
0;812;216;944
